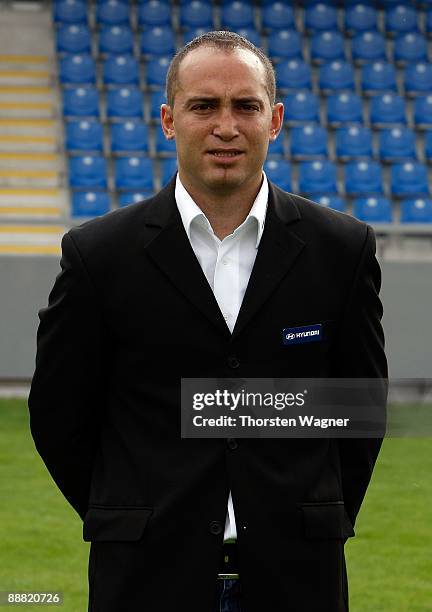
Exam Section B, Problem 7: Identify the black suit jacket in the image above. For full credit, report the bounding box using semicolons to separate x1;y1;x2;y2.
28;177;387;612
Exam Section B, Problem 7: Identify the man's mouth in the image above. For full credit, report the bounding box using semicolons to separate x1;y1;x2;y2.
208;149;243;159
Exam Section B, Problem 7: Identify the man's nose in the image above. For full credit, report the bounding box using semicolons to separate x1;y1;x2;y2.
212;108;240;140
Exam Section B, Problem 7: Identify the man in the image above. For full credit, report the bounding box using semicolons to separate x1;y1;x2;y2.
28;31;387;612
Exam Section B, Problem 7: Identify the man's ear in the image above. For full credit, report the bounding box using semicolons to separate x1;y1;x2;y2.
161;104;175;140
269;102;284;142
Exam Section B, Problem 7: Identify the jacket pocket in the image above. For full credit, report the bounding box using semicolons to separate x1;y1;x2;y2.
83;506;153;542
300;502;355;540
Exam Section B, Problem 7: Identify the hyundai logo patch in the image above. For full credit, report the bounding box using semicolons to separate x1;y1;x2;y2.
283;324;323;345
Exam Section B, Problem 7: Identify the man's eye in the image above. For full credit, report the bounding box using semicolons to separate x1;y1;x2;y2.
240;104;259;111
192;104;213;111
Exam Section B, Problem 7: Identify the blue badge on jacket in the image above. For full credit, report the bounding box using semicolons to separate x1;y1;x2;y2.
282;324;323;345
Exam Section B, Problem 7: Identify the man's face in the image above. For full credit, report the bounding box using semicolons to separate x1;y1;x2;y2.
161;47;284;196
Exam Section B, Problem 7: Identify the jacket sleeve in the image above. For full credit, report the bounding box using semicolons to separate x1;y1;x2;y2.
28;230;107;520
330;224;388;527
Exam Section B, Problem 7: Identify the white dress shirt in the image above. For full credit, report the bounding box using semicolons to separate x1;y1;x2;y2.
175;172;269;542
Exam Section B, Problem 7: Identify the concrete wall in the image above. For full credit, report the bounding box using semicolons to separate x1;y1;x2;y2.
0;256;431;380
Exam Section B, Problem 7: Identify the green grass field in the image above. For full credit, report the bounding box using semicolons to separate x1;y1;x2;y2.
1;399;431;611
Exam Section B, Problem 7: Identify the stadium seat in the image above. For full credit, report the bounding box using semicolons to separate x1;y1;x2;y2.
114;156;154;190
221;2;254;29
385;5;418;35
318;60;355;92
54;0;88;25
56;24;91;55
96;0;130;26
304;3;338;32
262;2;295;30
344;4;378;33
161;158;178;186
179;1;214;29
423;131;432;161
59;54;96;85
98;26;134;55
400;197;432;222
65;119;104;152
369;93;407;126
63;86;100;117
413;95;432;127
268;30;302;60
110;120;149;154
352;196;393;222
310;31;346;63
393;33;428;64
103;55;140;86
298;160;337;194
69;155;108;188
283;91;320;124
140;26;175;57
263;159;292;191
360;61;397;94
118;191;153;207
314;194;346;212
72;191;111;216
335;126;373;159
404;62;432;95
146;56;170;88
149;90;167;121
426;9;432;36
276;59;312;91
379;127;417;162
290;125;328;158
137;0;172;27
326;92;363;125
351;31;387;63
106;86;144;119
391;161;429;196
344;160;383;195
268;134;285;156
234;28;261;48
155;125;176;155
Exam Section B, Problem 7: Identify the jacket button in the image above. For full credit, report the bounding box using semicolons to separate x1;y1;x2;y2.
227;355;240;369
209;520;223;535
227;438;238;450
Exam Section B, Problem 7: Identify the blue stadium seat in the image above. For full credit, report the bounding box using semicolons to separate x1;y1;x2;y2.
63;86;100;117
146;56;170;88
379;127;417;162
110;120;149;154
298;160;337;194
262;2;295;30
221;2;254;29
283;91;320;124
369;93;407;126
426;9;432;36
404;62;432;95
345;160;383;195
268;30;302;60
155;125;176;155
391;161;429;196
180;1;214;29
149;90;167;120
304;3;338;32
394;33;428;64
314;194;346;212
65;119;104;152
137;0;172;27
114;156;154;190
54;0;87;25
290;124;328;158
352;196;393;222
96;0;130;26
400;197;432;222
59;54;96;85
106;87;144;119
263;159;292;191
423;131;432;160
56;24;91;55
182;27;210;45
318;60;355;92
310;31;345;63
276;59;311;91
72;191;111;216
385;5;418;35
118;191;153;207
103;55;140;86
345;4;378;33
161;158;177;186
351;31;386;63
69;155;108;188
335;126;373;159
98;25;134;55
326;92;363;125
234;28;261;48
360;61;397;94
267;134;285;156
140;26;175;57
413;95;432;127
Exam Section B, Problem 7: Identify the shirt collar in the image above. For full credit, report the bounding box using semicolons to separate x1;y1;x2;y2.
175;172;268;248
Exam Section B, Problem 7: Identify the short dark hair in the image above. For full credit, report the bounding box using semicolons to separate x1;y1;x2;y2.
165;30;276;108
